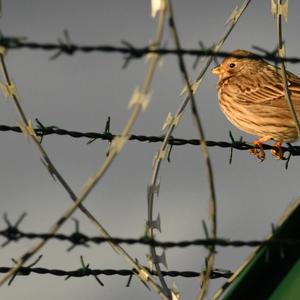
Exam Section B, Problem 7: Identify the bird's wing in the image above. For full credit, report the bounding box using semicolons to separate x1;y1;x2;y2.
287;70;300;98
232;65;300;109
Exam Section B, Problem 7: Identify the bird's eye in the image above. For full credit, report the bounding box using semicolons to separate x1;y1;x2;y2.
229;63;236;68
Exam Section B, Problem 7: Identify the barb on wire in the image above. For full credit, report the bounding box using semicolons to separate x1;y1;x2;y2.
65;256;104;286
251;45;279;68
9;255;42;285
228;131;245;164
1;212;26;247
121;40;146;68
67;219;89;252
86;116;112;151
50;30;75;60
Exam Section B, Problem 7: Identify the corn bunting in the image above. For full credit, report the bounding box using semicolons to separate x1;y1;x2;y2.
212;49;300;161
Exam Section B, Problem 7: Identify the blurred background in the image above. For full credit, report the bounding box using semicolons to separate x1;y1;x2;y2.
1;1;299;299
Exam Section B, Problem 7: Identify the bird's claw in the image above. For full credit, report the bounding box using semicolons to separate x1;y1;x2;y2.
270;142;286;160
250;141;287;161
250;142;265;162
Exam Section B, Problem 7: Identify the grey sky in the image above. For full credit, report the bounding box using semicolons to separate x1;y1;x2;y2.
1;1;300;299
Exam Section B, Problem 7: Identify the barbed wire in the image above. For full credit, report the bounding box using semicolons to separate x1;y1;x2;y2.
0;265;233;281
1;216;300;249
1;121;299;157
2;33;300;64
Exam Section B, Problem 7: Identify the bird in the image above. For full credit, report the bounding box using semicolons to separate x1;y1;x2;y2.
212;49;300;161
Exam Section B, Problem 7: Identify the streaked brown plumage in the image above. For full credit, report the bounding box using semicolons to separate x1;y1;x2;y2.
212;49;300;160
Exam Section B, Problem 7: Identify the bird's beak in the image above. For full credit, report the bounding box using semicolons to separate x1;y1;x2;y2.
211;65;224;75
